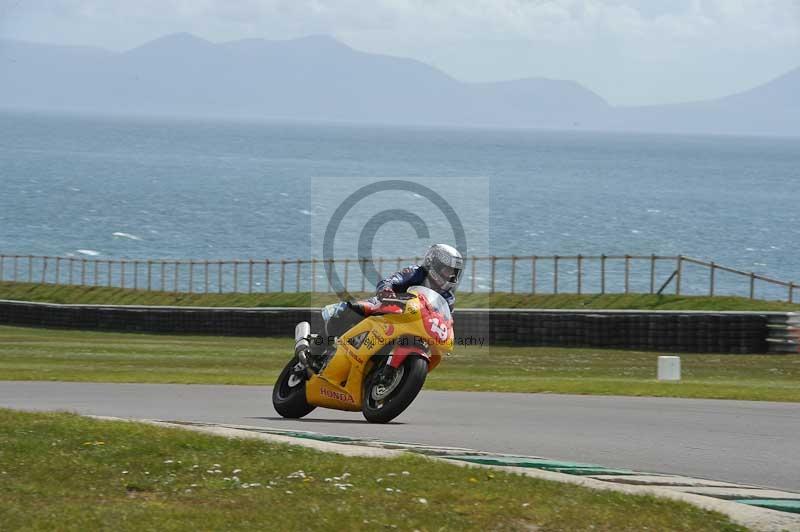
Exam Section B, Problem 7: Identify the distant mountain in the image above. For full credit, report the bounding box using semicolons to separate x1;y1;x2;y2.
607;67;800;137
0;33;797;136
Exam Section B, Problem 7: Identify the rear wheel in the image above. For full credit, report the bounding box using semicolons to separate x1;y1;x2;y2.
272;357;316;419
362;356;428;423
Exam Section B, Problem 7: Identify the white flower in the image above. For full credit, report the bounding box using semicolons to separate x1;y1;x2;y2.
164;460;174;464
232;469;242;474
121;471;129;474
401;471;410;476
417;498;428;504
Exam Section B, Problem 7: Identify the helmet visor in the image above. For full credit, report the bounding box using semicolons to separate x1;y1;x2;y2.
439;265;463;284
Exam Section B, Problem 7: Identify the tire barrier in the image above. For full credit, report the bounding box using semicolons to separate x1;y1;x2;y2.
0;299;785;354
455;309;773;354
766;313;800;354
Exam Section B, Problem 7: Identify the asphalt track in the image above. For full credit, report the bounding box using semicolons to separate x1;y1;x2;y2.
1;381;798;493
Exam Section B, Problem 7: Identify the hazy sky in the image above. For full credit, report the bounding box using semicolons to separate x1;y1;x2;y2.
1;0;798;105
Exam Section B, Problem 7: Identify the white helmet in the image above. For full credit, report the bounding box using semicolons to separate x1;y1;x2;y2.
423;244;464;292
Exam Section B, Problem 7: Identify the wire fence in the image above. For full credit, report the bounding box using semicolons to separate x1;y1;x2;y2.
0;253;796;302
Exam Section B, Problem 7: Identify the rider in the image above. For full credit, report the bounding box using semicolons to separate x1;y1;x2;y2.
318;243;464;347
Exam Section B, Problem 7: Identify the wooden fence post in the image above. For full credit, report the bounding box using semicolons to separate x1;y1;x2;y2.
471;256;477;293
360;258;366;292
92;260;98;286
107;261;112;287
512;255;520;293
531;256;537;294
709;261;716;296
204;260;209;294
233;261;239;293
133;261;139;290
553;255;559;294
296;259;301;293
600;254;606;294
14;255;20;282
28;255;33;282
0;254;4;282
81;259;87;286
624;255;630;294
264;259;270;293
147;261;153;291
676;256;683;295
327;259;334;293
159;262;165;291
218;261;223;294
280;260;286;292
120;260;126;289
490;256;497;294
649;254;656;294
41;256;48;283
749;272;755;300
173;261;179;292
311;259;317;293
789;283;795;304
576;254;582;295
188;261;194;293
249;259;254;294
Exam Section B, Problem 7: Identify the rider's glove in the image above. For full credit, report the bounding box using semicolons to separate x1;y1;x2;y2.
378;288;396;300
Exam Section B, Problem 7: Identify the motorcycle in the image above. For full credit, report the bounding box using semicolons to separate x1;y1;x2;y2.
272;285;453;423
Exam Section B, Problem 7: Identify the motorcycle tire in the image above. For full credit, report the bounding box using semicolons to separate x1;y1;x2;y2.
272;357;316;419
362;356;428;424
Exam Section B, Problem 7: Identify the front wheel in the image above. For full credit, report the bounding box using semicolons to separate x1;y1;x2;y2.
272;357;316;419
362;356;428;423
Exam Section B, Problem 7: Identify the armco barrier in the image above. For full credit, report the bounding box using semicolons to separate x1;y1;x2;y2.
0;299;786;354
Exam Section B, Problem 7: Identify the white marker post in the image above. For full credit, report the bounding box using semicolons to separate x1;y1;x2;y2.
658;356;681;381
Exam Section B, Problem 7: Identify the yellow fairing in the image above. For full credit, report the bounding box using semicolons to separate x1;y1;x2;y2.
305;297;452;410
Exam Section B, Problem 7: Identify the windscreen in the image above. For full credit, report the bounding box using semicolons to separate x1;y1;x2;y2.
407;285;452;322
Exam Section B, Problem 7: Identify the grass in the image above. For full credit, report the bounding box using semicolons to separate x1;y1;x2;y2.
2;281;799;311
1;326;799;402
0;409;745;531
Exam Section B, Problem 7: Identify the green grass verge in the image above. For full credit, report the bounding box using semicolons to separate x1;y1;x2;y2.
0;409;744;531
2;281;799;310
1;326;798;401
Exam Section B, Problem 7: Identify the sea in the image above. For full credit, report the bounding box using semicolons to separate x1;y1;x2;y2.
1;110;798;297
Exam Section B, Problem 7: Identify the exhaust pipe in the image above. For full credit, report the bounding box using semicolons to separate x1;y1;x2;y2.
294;322;311;367
295;321;311;343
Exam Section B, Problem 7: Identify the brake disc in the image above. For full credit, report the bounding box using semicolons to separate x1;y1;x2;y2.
371;366;405;401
